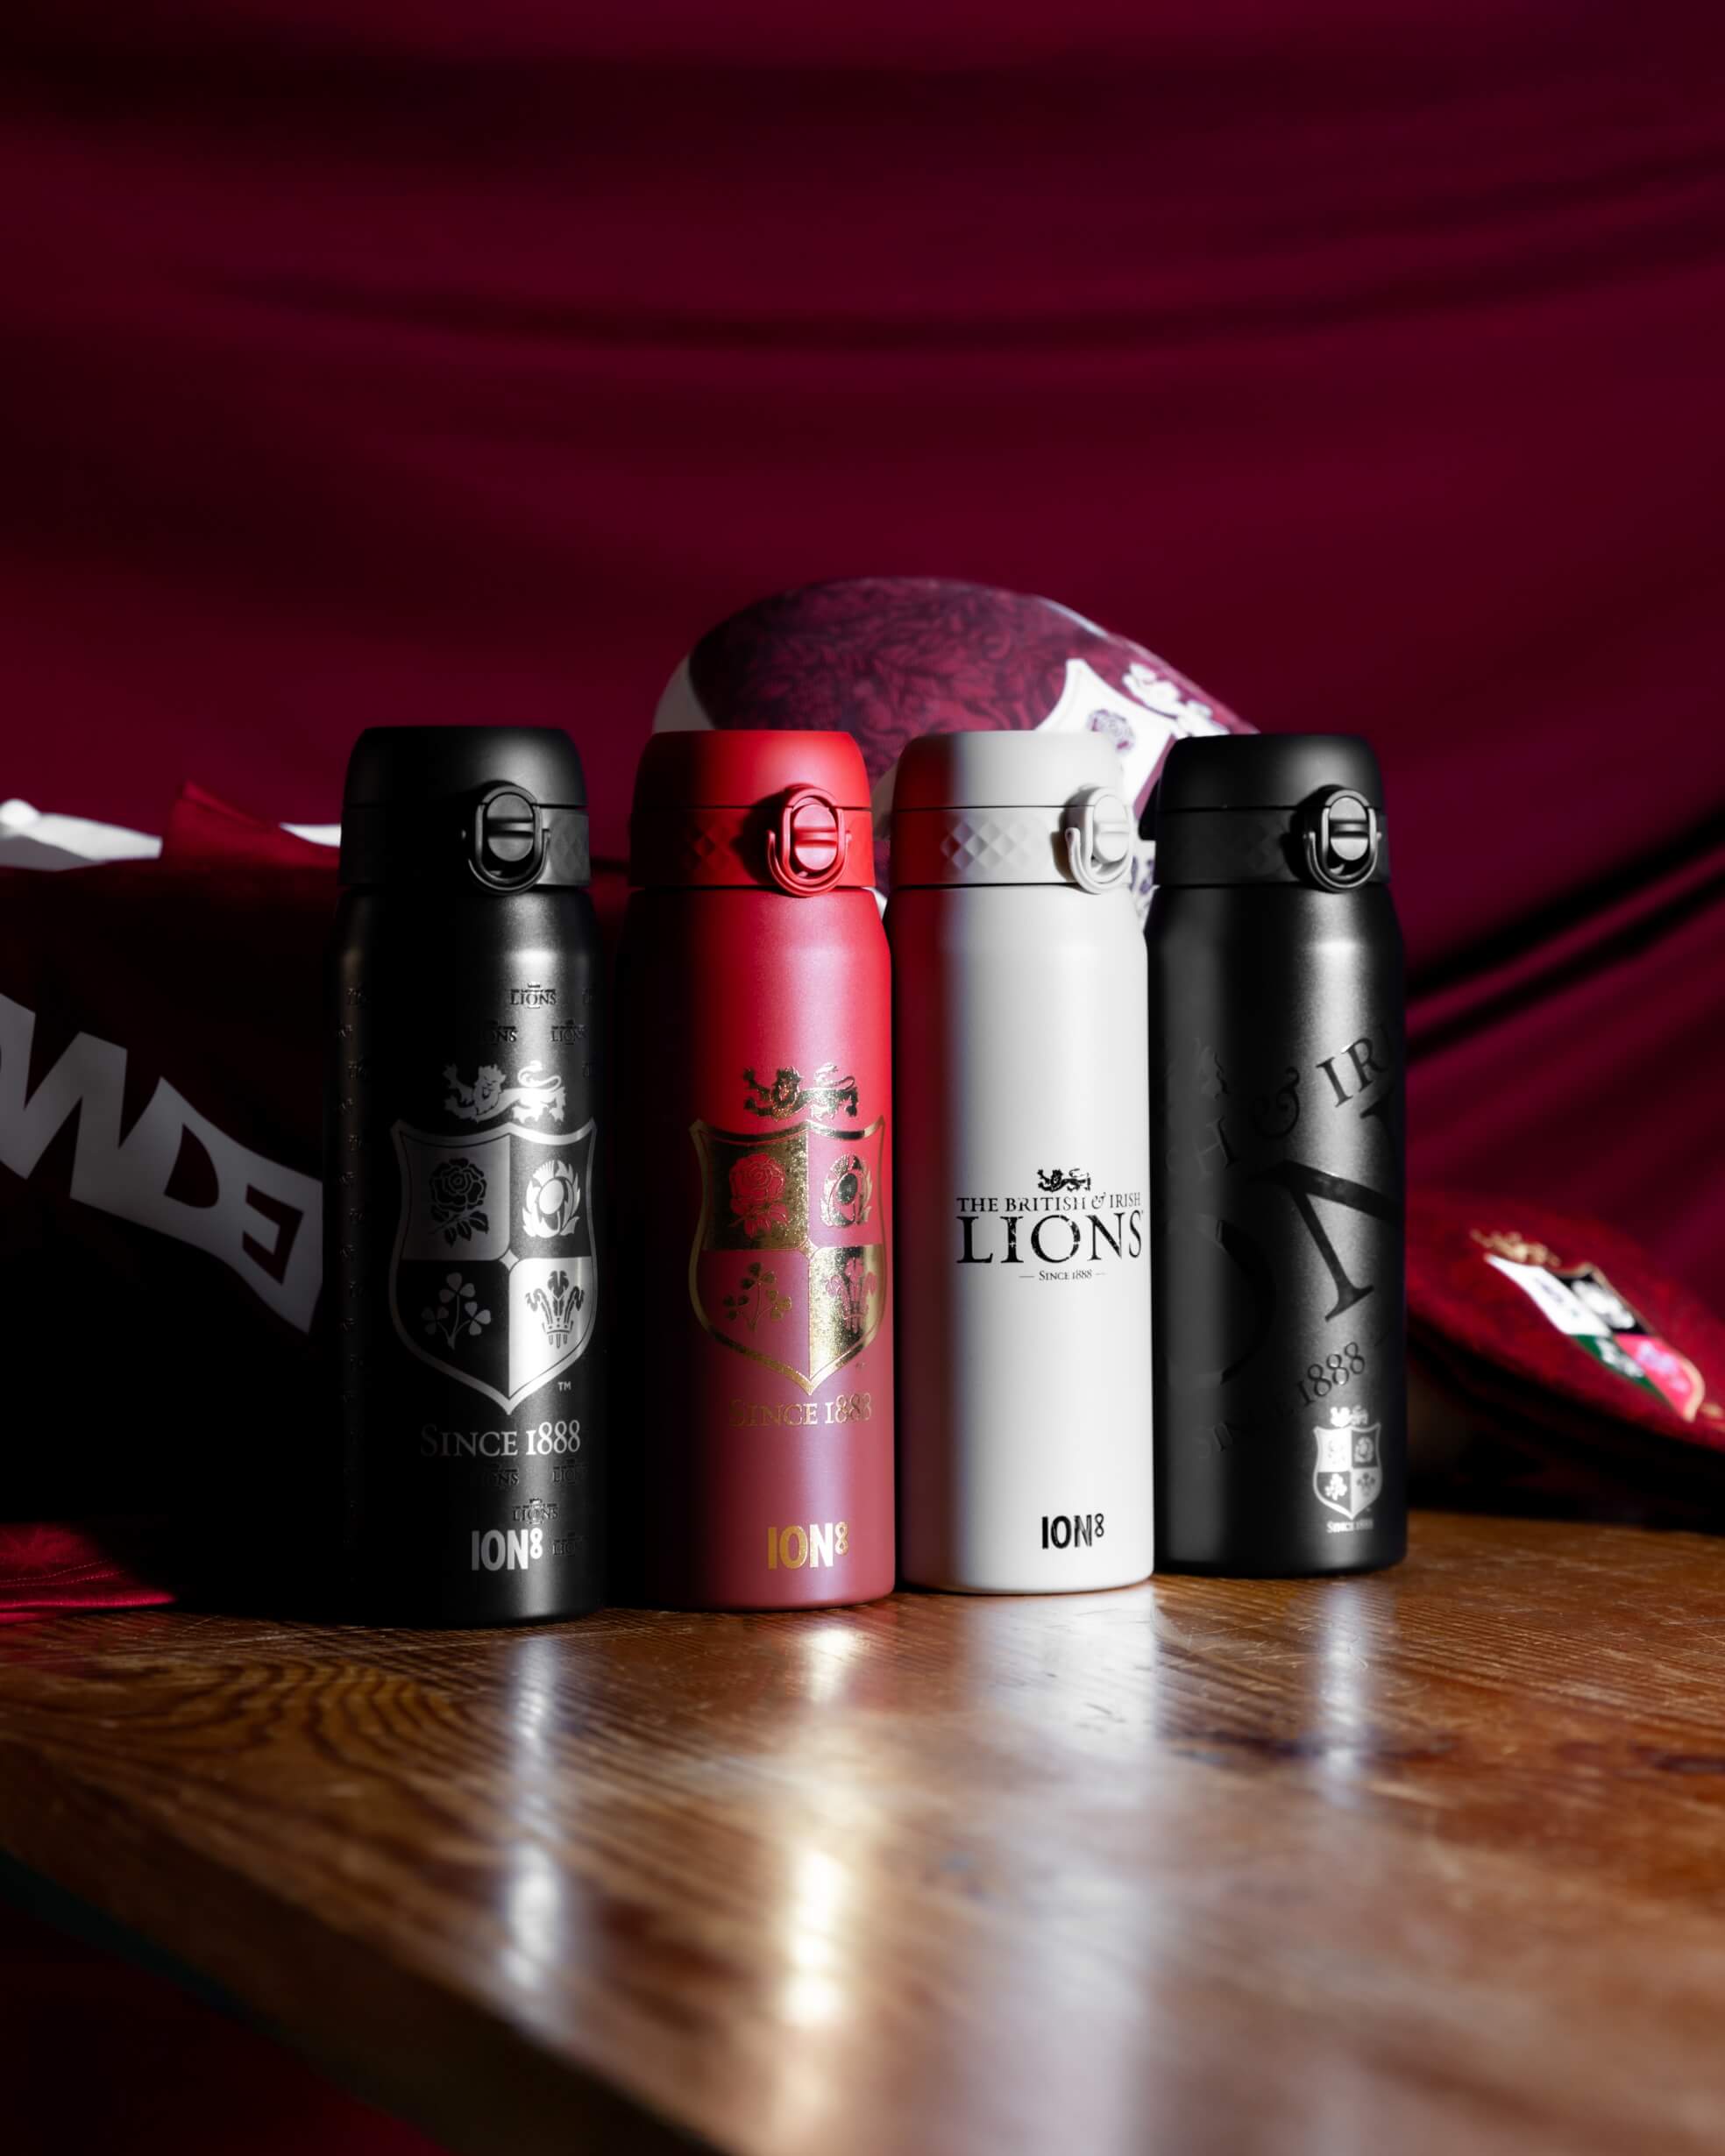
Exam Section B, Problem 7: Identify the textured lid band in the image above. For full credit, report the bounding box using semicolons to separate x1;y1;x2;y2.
629;803;877;891
891;799;1132;890
1154;804;1391;889
338;798;591;890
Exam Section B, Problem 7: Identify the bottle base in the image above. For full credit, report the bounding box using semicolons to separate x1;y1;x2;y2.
1155;1545;1406;1578
900;1570;1154;1597
642;1586;898;1613
345;1589;607;1628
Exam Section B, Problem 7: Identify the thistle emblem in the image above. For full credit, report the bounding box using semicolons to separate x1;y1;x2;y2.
820;1152;874;1228
522;1155;580;1239
525;1268;585;1348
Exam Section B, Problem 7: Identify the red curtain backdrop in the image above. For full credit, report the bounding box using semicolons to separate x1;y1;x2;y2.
3;3;1722;1300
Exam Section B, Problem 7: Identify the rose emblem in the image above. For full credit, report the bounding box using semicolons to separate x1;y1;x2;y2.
429;1157;488;1245
522;1156;579;1239
729;1153;788;1238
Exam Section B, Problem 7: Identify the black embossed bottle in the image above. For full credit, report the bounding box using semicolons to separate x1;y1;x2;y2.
328;727;603;1624
1149;734;1404;1574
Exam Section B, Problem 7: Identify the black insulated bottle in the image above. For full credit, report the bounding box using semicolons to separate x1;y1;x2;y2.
328;727;603;1624
1149;734;1405;1574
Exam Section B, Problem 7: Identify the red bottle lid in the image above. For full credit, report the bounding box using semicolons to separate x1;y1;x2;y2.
628;729;877;893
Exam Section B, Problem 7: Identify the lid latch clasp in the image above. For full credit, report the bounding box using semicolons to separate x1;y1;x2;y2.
766;787;850;896
1061;786;1132;894
1301;788;1380;891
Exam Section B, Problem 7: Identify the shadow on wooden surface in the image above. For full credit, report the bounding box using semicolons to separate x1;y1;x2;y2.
4;1512;1725;2155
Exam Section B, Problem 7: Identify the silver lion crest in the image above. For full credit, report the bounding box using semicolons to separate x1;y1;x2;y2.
391;1118;597;1410
1312;1404;1381;1522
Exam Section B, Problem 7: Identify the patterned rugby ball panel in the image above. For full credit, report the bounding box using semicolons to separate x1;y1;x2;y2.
656;575;1248;826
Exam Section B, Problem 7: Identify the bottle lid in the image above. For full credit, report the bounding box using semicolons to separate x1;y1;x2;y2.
337;726;590;891
628;730;877;893
1153;733;1390;890
890;731;1135;893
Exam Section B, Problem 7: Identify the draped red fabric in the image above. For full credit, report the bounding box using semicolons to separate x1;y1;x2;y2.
1;23;1721;2133
0;1896;450;2156
2;1;1722;1302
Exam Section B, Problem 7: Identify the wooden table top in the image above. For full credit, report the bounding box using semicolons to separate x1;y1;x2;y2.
4;1511;1725;2155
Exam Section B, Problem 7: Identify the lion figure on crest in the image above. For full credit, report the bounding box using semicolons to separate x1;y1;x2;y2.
443;1061;567;1125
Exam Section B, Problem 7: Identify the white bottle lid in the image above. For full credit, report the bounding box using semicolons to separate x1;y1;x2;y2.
891;731;1132;892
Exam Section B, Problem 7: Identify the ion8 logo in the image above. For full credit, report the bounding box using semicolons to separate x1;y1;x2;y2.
766;1521;850;1570
471;1526;543;1571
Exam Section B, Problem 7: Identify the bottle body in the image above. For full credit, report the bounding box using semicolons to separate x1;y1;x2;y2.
329;885;604;1623
892;883;1153;1592
619;885;894;1609
1150;883;1405;1573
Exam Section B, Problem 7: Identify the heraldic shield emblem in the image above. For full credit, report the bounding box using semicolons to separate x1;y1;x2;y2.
1313;1403;1382;1522
691;1081;887;1394
390;1119;598;1411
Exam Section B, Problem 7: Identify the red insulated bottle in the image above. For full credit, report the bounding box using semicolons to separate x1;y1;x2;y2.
617;731;894;1608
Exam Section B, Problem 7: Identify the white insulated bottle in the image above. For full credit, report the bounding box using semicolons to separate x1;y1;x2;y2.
890;732;1154;1592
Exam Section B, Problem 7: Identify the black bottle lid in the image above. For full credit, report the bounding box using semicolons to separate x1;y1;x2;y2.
337;726;590;890
1152;733;1389;891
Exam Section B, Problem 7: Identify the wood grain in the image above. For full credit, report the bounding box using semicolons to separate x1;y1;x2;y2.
5;1513;1725;2155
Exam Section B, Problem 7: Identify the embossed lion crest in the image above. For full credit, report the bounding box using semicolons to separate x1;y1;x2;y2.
742;1061;859;1123
443;1060;566;1125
